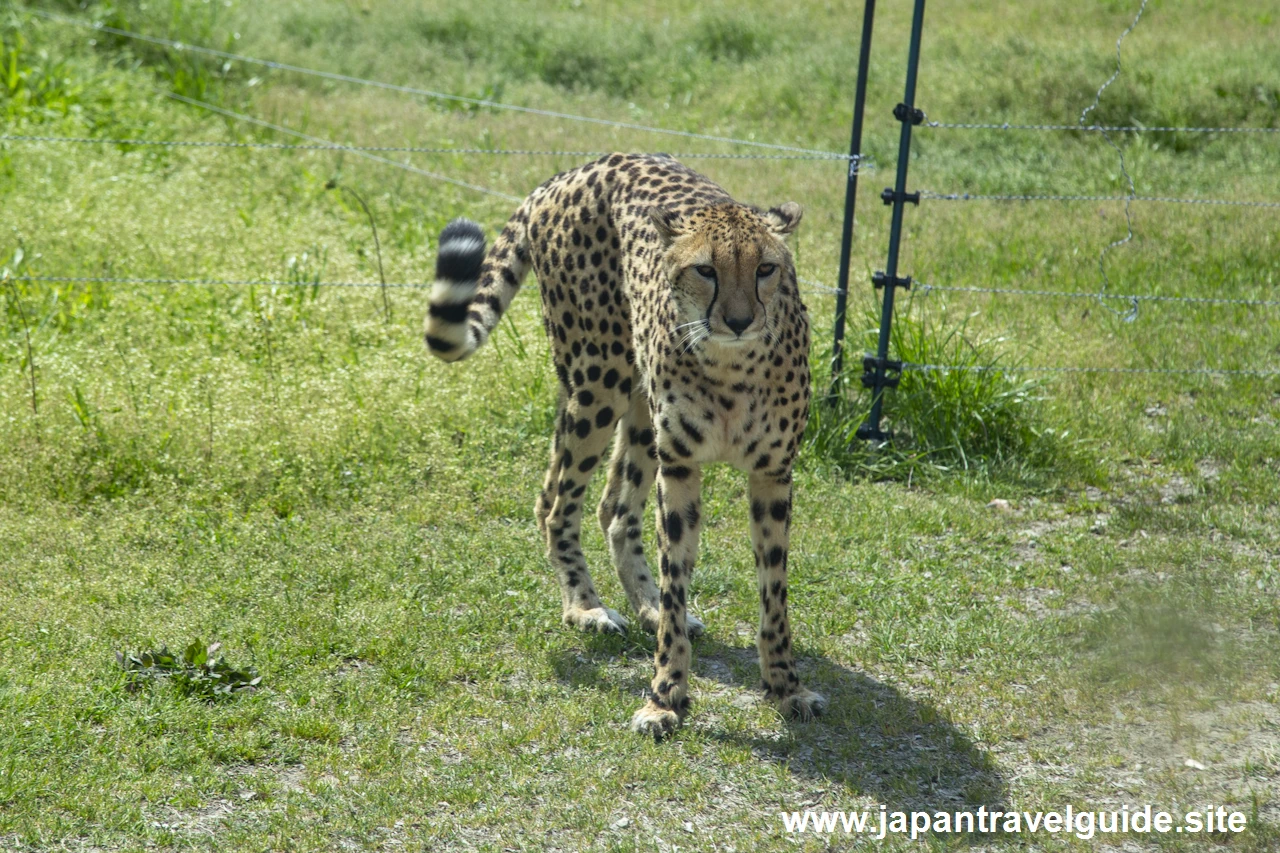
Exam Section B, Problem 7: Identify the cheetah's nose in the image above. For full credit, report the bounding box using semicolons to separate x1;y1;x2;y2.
725;315;753;336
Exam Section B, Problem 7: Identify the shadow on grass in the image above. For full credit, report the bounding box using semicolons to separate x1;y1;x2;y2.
549;634;1009;825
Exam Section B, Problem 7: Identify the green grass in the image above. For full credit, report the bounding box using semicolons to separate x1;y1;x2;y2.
2;0;1279;849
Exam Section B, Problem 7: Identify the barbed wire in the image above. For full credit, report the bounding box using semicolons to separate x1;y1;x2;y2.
33;274;1272;312
919;190;1280;209
165;92;523;201
904;363;1280;377
924;120;1280;134
796;277;845;295
14;276;1274;376
914;282;1280;307
1081;0;1150;324
25;272;857;300
28;8;848;160
12;275;428;289
797;276;1280;308
0;133;868;164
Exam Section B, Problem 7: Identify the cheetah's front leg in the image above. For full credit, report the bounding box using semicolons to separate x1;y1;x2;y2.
750;473;824;720
630;461;702;738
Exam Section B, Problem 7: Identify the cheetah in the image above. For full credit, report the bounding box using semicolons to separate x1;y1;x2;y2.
425;153;823;737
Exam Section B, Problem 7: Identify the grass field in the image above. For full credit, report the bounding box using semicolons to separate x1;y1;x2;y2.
2;0;1279;849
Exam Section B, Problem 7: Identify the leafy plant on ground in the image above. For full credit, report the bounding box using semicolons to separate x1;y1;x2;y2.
117;641;261;700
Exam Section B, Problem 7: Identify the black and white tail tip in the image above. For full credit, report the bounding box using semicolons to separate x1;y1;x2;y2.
425;218;486;361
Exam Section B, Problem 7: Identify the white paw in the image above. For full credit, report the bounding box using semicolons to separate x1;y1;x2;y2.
770;688;826;722
630;702;682;739
564;606;629;635
685;612;705;638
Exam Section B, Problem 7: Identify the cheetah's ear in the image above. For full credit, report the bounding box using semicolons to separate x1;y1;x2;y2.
648;205;687;245
763;202;803;238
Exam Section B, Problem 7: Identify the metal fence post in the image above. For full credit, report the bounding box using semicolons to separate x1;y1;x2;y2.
857;0;927;442
829;0;877;400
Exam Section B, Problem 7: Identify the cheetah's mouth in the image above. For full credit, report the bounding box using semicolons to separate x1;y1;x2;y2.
709;331;757;346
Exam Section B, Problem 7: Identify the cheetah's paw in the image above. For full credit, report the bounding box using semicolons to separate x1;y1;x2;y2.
769;688;826;722
564;606;629;635
629;701;682;740
685;612;705;638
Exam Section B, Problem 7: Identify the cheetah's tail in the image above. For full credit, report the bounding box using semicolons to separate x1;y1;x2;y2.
424;213;530;363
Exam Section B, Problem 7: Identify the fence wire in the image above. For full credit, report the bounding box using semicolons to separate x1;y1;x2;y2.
905;363;1280;377
0;133;869;164
24;273;851;299
925;120;1280;134
165;92;523;202
920;190;1280;209
798;277;1280;309
13;276;1273;377
1081;0;1148;322
28;8;848;160
914;282;1280;308
13;275;427;289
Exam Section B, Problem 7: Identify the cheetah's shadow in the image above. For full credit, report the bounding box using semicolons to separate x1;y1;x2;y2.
549;634;1009;817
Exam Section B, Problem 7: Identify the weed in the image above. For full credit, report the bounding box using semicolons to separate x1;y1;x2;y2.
117;641;261;700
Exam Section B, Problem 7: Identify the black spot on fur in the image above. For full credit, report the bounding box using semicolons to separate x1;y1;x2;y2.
435;218;485;282
426;335;457;353
666;512;684;543
428;300;470;324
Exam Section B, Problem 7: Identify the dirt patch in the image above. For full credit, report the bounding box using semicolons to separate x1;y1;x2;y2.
146;763;307;840
995;699;1280;825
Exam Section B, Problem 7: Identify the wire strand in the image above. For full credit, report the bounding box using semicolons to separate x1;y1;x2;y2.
13;275;429;289
165;92;523;201
914;281;1280;308
796;276;846;295
1079;0;1151;323
798;276;1280;308
920;190;1280;209
904;363;1279;377
25;272;858;299
28;8;847;159
18;277;1276;375
924;120;1280;133
0;132;868;163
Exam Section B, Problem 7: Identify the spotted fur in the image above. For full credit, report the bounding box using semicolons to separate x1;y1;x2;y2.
425;153;823;737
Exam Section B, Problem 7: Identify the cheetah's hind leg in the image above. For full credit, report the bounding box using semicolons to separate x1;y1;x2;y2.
539;391;629;635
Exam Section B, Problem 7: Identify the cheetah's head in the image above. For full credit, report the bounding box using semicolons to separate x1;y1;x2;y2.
651;201;802;349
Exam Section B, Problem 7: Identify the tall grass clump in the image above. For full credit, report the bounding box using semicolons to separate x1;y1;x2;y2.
804;304;1077;484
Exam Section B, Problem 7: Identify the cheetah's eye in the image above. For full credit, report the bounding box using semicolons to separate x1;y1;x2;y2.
694;265;717;279
757;263;777;278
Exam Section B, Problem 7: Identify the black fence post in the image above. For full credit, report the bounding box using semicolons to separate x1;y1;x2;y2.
857;0;927;442
829;0;877;400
